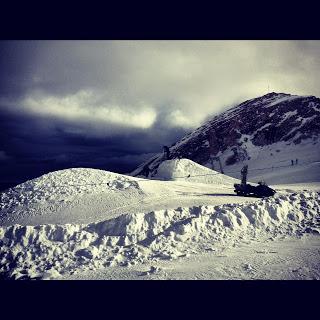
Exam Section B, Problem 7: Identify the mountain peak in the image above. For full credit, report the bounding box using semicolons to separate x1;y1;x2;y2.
264;91;285;96
132;93;320;178
253;91;292;101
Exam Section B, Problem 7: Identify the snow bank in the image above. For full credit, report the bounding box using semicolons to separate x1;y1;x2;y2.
1;191;319;279
153;159;238;185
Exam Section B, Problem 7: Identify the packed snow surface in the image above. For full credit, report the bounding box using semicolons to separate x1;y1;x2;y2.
1;159;319;280
63;235;320;280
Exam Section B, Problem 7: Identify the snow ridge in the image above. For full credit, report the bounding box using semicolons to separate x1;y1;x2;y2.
1;191;319;280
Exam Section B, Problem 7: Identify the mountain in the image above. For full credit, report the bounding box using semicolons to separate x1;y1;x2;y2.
132;92;320;183
1;91;320;280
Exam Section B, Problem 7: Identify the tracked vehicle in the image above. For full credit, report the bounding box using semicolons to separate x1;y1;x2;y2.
234;165;276;198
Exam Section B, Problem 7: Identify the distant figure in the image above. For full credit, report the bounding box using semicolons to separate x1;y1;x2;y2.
187;174;191;178
296;159;298;165
291;160;294;166
241;165;248;185
163;146;170;160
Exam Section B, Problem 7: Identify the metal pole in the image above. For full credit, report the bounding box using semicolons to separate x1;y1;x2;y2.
210;155;215;170
217;156;224;174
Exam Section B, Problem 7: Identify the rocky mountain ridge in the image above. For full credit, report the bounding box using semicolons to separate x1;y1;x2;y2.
132;92;320;177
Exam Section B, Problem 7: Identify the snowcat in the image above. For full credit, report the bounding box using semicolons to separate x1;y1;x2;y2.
234;165;276;198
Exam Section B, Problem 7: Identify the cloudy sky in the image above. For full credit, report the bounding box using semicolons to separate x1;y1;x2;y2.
0;40;320;188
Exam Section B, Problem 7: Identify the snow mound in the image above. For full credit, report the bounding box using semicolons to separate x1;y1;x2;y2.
0;168;143;226
0;168;140;209
153;159;238;185
1;191;319;279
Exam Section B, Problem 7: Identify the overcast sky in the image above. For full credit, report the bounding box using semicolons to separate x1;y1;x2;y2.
0;40;320;188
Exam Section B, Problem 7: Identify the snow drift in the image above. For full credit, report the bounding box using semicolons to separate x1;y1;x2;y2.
1;191;319;280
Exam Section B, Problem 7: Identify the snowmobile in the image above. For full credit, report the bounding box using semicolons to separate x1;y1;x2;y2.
234;181;276;198
234;165;276;198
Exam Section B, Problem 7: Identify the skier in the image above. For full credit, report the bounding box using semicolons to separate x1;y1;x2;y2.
296;159;298;165
291;160;294;166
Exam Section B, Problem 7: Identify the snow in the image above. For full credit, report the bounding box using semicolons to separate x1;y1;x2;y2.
277;110;298;125
62;235;320;280
265;94;300;108
1;185;319;279
1;158;320;280
153;159;238;184
310;102;320;112
2;91;320;280
254;122;272;132
283;115;317;139
0;160;251;227
221;138;320;185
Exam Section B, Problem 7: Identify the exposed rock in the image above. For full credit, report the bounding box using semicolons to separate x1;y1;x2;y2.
132;92;320;176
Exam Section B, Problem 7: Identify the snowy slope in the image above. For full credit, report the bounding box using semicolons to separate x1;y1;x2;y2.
0;159;247;226
132;92;320;184
221;139;320;185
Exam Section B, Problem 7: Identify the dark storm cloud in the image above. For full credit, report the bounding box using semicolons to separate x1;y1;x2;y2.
2;41;320;129
0;102;189;189
1;40;320;189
